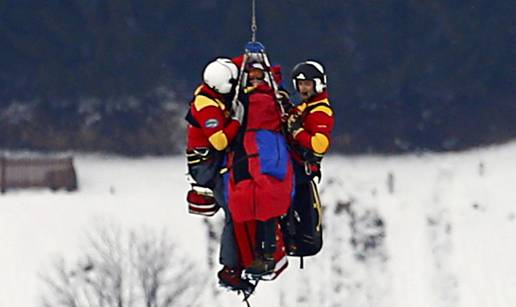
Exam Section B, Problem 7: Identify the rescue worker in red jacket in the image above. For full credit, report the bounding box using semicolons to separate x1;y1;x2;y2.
287;60;334;177
185;57;252;291
282;60;334;255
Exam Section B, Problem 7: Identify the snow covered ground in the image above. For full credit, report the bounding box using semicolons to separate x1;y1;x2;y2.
2;142;516;307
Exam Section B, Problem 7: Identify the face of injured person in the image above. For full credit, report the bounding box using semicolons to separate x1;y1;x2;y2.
248;68;265;86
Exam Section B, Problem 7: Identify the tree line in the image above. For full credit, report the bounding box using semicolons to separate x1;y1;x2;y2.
1;1;514;154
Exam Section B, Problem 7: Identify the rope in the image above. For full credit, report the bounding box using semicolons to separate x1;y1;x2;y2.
251;0;257;42
242;279;259;306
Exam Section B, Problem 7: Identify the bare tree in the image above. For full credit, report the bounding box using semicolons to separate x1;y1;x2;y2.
40;222;207;307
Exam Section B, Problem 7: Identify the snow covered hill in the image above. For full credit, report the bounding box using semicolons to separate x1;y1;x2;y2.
2;143;516;307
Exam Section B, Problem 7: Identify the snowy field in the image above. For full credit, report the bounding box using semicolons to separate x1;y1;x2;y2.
2;142;516;307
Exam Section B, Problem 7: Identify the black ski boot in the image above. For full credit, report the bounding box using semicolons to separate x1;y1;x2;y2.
218;266;254;293
245;253;276;278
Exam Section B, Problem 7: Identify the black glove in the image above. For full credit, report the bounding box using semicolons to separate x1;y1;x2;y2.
277;90;293;113
287;112;303;135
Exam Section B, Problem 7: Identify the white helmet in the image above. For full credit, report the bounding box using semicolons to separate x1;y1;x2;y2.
203;58;238;94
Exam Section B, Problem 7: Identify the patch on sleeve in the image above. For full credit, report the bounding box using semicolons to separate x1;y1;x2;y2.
204;118;219;128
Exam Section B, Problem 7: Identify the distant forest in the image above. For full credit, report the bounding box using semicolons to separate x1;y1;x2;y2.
0;1;515;155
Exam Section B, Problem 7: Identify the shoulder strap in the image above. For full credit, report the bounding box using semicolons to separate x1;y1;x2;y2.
184;109;200;128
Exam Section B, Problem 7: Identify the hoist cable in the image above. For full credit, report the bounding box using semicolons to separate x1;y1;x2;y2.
251;0;257;42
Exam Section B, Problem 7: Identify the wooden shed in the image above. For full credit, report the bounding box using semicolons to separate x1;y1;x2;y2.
0;154;78;193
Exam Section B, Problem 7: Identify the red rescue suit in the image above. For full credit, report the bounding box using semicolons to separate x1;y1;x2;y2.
228;83;292;272
227;83;294;223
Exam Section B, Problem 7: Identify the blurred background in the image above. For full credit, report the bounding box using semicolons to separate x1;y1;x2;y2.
2;2;516;307
0;0;515;155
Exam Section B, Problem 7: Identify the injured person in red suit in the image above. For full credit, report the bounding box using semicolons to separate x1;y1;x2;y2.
226;62;293;279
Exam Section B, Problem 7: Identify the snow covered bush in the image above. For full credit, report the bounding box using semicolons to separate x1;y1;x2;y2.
39;222;206;307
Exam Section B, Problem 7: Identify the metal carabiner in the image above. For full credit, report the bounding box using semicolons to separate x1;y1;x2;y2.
304;161;312;176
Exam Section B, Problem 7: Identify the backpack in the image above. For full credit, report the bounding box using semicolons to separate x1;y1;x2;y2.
282;178;323;260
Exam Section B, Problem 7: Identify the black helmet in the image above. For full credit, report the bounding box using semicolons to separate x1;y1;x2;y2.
291;60;327;93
